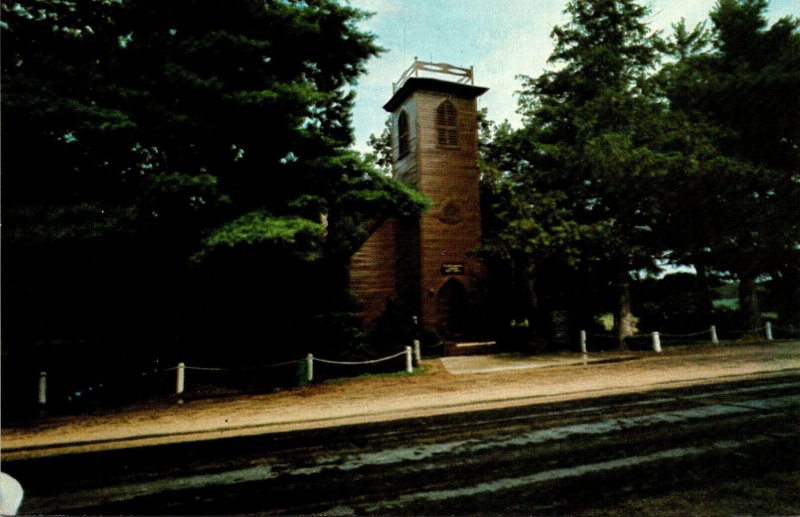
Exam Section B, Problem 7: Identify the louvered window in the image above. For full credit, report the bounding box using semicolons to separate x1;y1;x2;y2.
436;100;458;147
398;111;410;159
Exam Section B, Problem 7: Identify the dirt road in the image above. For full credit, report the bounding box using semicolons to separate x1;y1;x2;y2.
9;374;800;515
3;341;799;460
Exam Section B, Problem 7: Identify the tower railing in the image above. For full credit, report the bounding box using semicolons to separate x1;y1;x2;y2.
392;57;474;93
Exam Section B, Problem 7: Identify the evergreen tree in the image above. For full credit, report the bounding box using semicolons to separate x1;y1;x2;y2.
511;0;666;347
704;0;800;330
657;1;800;330
652;19;730;324
2;0;426;362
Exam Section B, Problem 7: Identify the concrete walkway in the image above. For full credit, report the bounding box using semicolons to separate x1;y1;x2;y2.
441;352;638;374
2;342;799;461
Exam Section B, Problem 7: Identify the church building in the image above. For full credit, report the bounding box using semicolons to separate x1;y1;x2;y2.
349;60;488;336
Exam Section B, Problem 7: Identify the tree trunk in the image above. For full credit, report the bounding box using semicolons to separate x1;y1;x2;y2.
525;260;538;313
738;273;762;333
783;251;800;330
694;260;714;326
615;272;635;349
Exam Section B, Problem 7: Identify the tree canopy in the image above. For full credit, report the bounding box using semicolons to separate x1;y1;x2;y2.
479;0;800;346
2;0;426;362
655;0;800;329
4;0;799;369
487;0;667;346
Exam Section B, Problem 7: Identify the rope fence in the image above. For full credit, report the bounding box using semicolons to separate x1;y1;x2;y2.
30;320;798;408
313;350;407;366
33;343;423;408
773;325;800;332
769;325;800;339
657;329;714;338
579;321;799;354
164;359;305;372
303;347;414;384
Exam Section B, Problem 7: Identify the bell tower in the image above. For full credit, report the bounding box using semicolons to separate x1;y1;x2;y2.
384;59;488;336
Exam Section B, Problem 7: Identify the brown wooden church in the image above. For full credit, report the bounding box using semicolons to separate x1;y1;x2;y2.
350;60;488;336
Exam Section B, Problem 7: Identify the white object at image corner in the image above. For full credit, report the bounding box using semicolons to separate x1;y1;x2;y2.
0;472;24;515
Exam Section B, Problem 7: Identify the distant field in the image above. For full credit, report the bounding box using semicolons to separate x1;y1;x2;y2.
713;298;739;310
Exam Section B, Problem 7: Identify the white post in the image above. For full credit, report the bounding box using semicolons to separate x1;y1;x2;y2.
405;346;413;374
580;330;588;354
306;353;314;382
413;339;421;364
766;321;773;340
710;325;719;344
38;371;47;405
176;362;185;395
652;332;662;353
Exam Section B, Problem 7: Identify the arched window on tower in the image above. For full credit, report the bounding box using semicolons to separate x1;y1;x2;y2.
436;100;458;147
397;111;410;159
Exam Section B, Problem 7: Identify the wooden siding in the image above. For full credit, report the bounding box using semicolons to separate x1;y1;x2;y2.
349;218;398;329
351;78;486;332
413;90;483;329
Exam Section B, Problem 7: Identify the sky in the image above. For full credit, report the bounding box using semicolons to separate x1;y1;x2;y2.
346;0;800;153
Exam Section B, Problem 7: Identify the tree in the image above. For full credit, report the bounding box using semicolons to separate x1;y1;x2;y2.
1;0;426;363
365;117;393;176
651;19;732;324
704;0;800;330
508;0;666;347
656;2;800;331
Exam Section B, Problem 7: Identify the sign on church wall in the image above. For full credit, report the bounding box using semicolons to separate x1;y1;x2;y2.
441;263;465;275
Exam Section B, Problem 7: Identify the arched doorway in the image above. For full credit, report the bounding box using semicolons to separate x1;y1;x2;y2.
436;279;470;336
